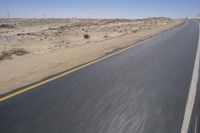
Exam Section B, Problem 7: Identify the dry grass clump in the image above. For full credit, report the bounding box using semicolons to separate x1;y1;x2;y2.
0;48;29;60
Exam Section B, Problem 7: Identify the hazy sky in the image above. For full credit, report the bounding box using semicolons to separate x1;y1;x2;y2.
0;0;199;19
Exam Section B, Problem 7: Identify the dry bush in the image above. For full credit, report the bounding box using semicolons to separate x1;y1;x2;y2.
0;52;12;60
0;48;29;60
84;34;90;39
0;24;15;28
131;29;138;33
104;35;108;38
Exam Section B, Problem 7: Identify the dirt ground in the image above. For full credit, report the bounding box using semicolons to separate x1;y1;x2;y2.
0;17;184;94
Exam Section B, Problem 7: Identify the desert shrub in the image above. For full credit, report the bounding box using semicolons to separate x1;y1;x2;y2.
0;52;12;60
84;34;90;39
17;33;27;36
11;48;29;55
60;25;67;29
0;48;29;60
131;30;138;33
104;35;108;38
0;24;15;28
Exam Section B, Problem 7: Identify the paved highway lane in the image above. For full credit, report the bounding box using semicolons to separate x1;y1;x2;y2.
0;20;199;133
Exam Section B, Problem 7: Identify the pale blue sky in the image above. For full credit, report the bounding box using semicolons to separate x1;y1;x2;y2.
0;0;199;18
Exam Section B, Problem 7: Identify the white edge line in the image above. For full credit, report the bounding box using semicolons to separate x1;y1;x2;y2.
181;21;200;133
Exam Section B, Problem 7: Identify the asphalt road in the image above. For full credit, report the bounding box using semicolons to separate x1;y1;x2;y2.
0;19;199;133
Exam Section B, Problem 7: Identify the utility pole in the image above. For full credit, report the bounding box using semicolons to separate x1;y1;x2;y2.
7;12;10;19
43;13;46;19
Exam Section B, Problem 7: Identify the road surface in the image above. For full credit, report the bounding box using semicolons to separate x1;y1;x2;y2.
0;19;199;133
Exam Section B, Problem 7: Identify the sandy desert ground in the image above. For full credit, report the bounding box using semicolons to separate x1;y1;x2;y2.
0;17;183;94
